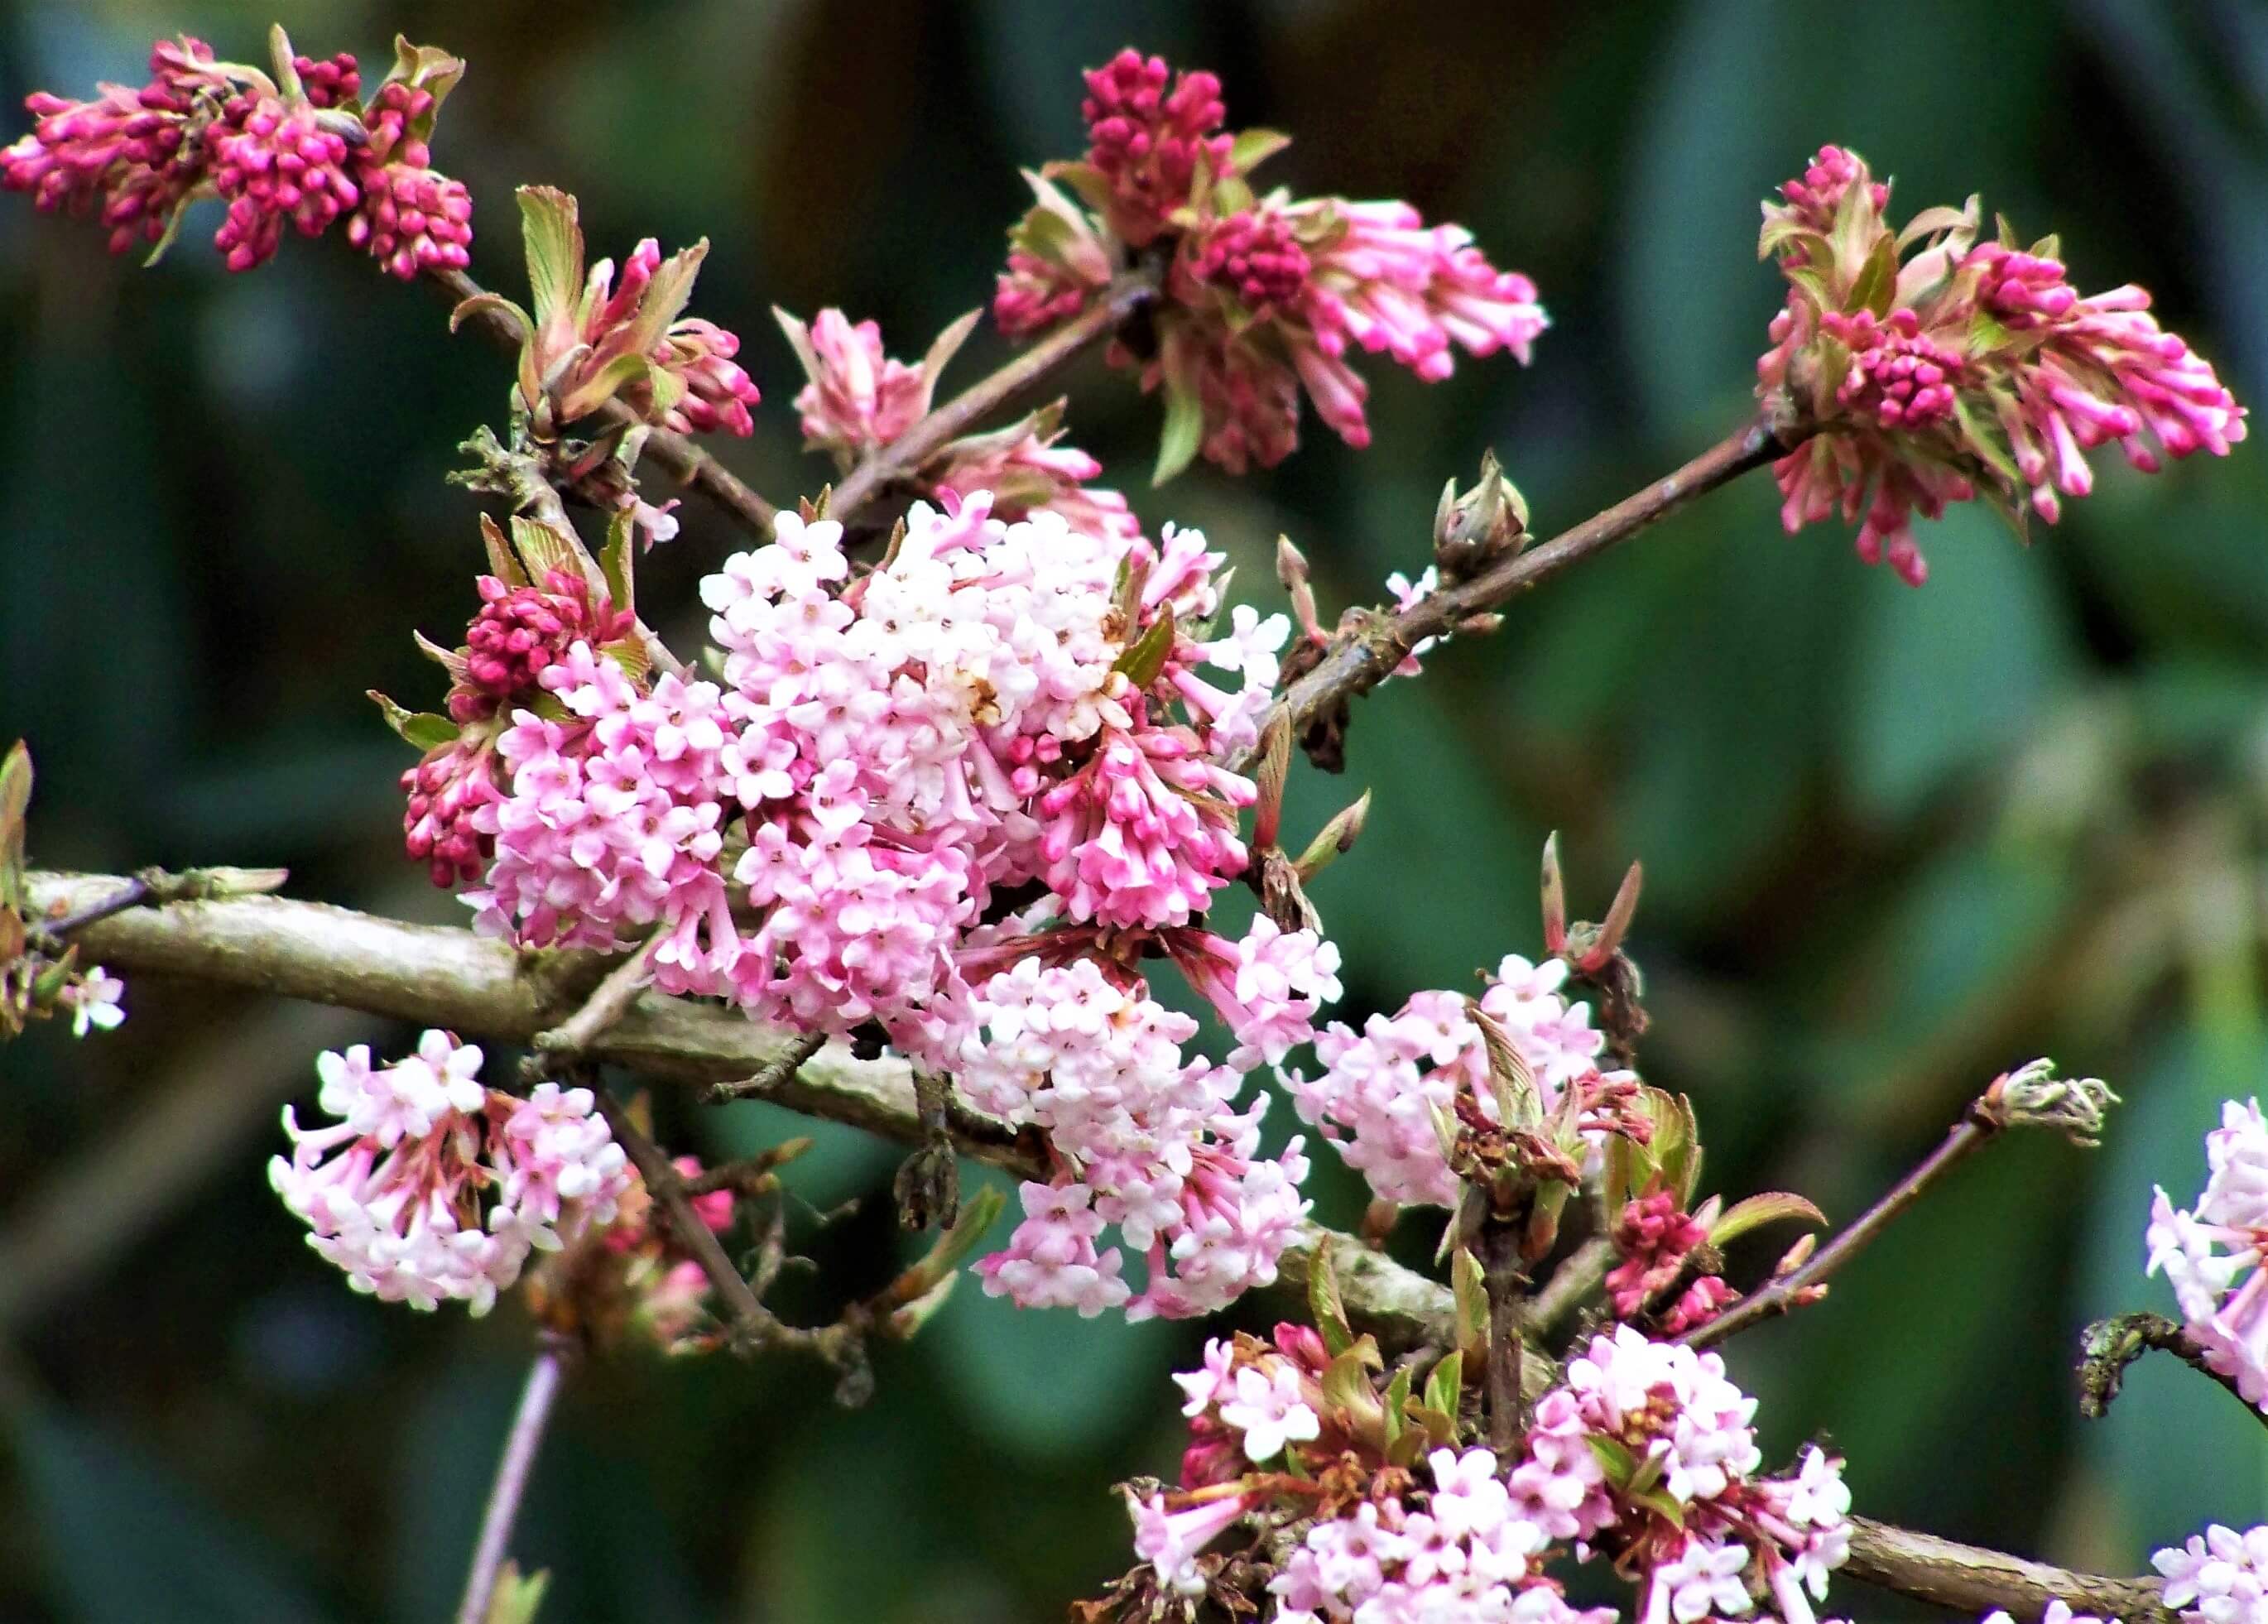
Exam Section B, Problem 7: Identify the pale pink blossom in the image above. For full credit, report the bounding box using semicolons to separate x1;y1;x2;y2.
58;966;125;1037
1286;954;1615;1207
1130;1489;1252;1598
269;1032;631;1314
2153;1522;2268;1624
2147;1099;2268;1412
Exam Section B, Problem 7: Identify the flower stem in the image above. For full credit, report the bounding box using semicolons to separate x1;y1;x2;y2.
2078;1309;2268;1429
1680;1106;1998;1349
1257;416;1800;771
454;1336;571;1624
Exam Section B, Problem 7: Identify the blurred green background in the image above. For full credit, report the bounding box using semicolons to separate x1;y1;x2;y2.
3;0;2266;1619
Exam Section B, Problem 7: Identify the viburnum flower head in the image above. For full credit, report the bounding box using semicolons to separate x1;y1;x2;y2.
1285;949;1618;1207
2147;1098;2268;1411
1757;143;2244;584
995;49;1545;479
269;1031;632;1313
1;28;473;277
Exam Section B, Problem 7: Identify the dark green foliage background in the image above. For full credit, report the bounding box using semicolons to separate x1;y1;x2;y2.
2;1;2265;1619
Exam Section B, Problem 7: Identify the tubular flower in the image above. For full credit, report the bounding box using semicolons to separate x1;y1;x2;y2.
268;1032;632;1313
2147;1098;2268;1412
1756;144;2244;584
995;50;1545;478
1;31;473;276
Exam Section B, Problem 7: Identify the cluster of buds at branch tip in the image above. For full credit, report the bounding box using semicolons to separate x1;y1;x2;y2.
1976;1057;2119;1146
452;186;759;447
1;27;471;277
1756;143;2244;584
1433;448;1530;592
997;48;1545;483
776;305;1143;544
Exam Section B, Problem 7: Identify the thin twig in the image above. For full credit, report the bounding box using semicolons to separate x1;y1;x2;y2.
1251;417;1798;772
454;1334;572;1624
430;267;779;538
2078;1309;2268;1428
1844;1515;2174;1622
595;1088;812;1354
523;938;656;1083
828;276;1160;521
1681;1103;2000;1349
704;1029;826;1103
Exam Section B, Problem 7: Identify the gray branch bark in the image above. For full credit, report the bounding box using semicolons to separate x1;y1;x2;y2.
24;871;1451;1346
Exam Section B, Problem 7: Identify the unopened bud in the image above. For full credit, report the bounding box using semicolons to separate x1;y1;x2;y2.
1433;449;1529;581
1276;535;1324;643
1772;1232;1819;1277
1293;789;1371;882
1539;833;1568;954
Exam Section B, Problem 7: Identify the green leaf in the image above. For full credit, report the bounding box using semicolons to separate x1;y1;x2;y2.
1422;1350;1463;1420
1228;127;1293;175
516;187;585;326
1845;231;1900;317
1381;1365;1410;1449
1708;1191;1828;1247
1306;1234;1355;1357
368;692;458;752
1152;369;1205;487
509;517;582;588
598;511;637;617
1112;609;1177;692
1585;1434;1638;1487
483;1563;550;1624
1451;1247;1490;1366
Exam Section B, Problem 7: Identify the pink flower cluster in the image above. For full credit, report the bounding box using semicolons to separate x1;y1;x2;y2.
1758;144;2244;585
963;943;1324;1319
1267;1448;1617;1624
466;646;734;963
995;50;1545;475
1285;951;1622;1207
269;1031;632;1313
2147;1098;2268;1412
396;557;641;888
1136;1324;1849;1622
1;33;473;277
1530;1328;1853;1624
1610;1188;1736;1335
438;495;1319;1319
2153;1522;2268;1624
